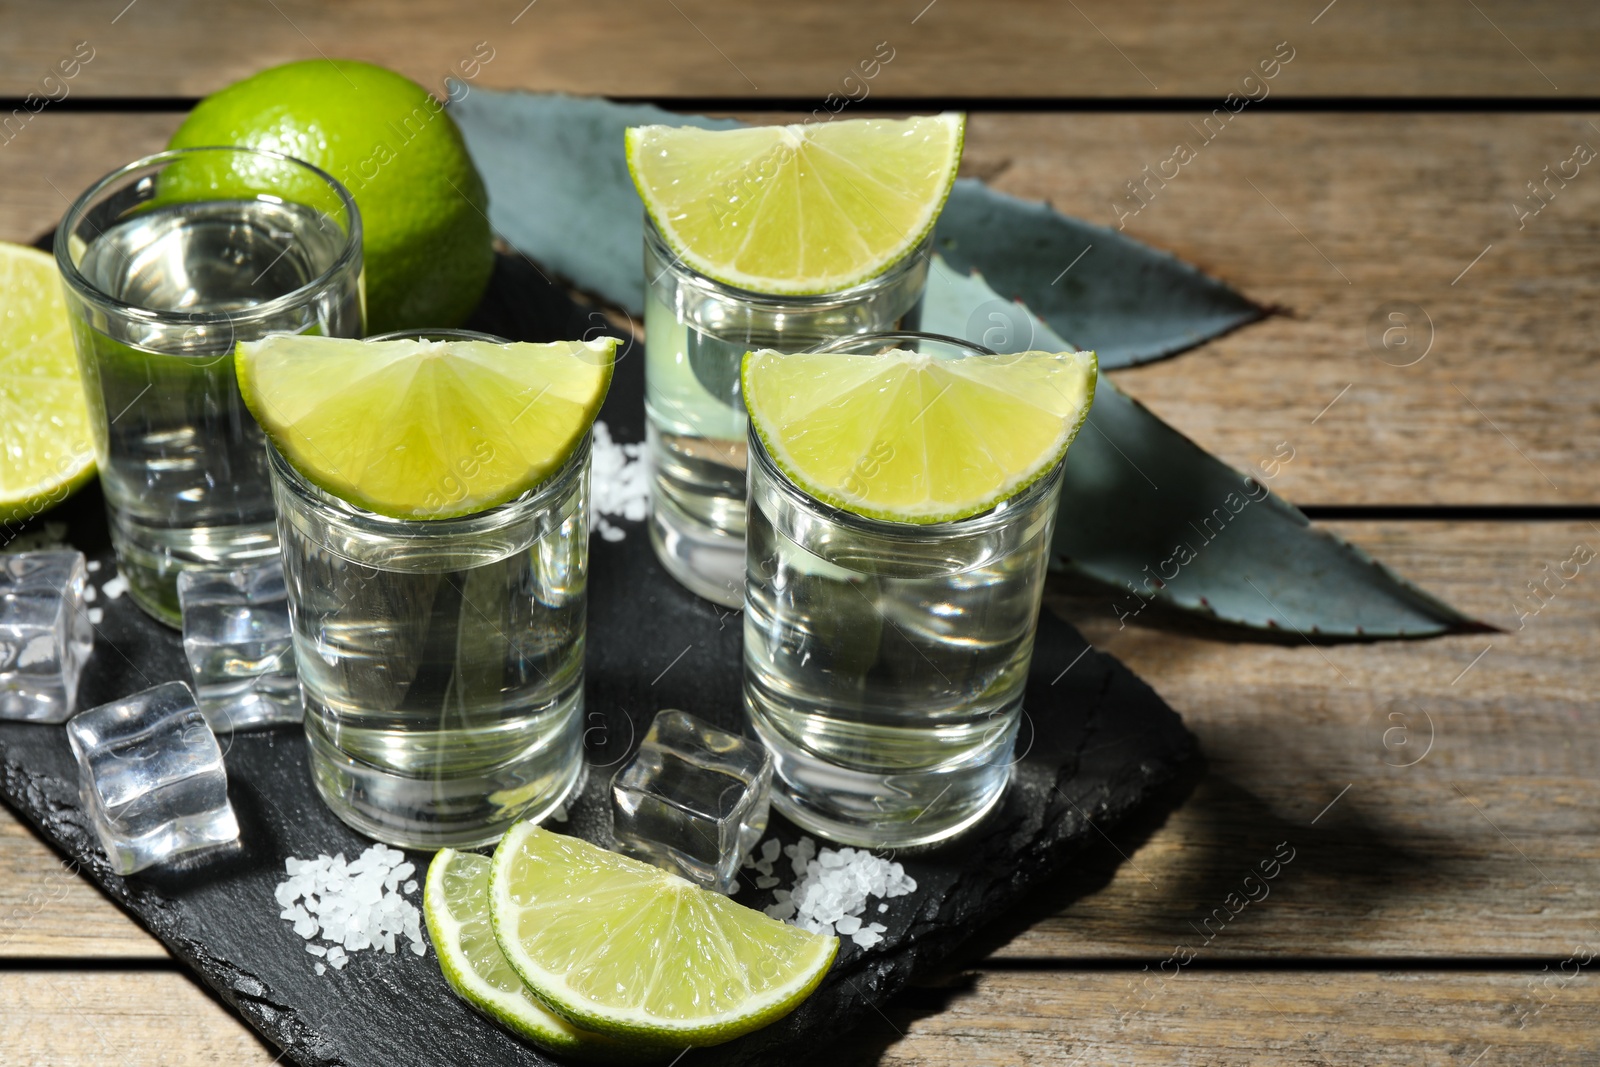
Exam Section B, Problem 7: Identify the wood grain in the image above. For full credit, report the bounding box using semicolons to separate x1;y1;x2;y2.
0;112;181;244
963;111;1600;506
0;967;1592;1065
2;1;1598;100
1010;519;1600;960
0;813;162;958
0;971;273;1066
871;969;1598;1066
2;522;1594;962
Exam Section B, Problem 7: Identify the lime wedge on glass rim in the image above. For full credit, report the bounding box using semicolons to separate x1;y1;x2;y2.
425;848;679;1062
234;335;614;519
488;823;837;1046
626;113;964;294
741;346;1098;524
0;242;95;522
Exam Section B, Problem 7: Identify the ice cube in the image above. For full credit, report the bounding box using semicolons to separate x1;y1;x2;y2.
610;709;773;895
0;551;93;723
177;563;301;733
65;681;240;875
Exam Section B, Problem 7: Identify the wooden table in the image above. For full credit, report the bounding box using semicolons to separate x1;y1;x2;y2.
2;2;1597;1062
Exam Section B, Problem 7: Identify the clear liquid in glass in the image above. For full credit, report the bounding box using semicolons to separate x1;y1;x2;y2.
274;451;589;850
72;199;359;623
742;445;1061;847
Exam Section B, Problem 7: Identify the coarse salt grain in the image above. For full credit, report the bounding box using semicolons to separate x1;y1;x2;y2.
590;420;648;543
274;844;426;974
755;836;916;948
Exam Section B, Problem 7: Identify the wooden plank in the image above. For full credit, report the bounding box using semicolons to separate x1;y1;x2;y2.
6;111;1598;504
2;1;1598;100
2;522;1594;960
0;811;163;958
873;970;1597;1065
0;112;181;244
0;970;273;1065
1009;519;1600;959
964;112;1600;506
0;967;1591;1065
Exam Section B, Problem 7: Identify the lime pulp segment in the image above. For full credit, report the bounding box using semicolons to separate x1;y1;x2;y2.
488;823;837;1046
741;347;1098;523
0;242;95;522
425;848;674;1062
235;335;614;520
627;113;964;295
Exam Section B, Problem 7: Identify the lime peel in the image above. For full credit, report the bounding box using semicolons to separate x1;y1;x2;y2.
168;59;494;333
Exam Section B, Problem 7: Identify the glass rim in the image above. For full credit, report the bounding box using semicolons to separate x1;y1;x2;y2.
53;145;364;328
804;330;996;357
643;215;931;305
266;433;590;537
365;328;507;344
748;329;1065;538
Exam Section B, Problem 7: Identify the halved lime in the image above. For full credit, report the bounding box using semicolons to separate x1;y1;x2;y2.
742;346;1098;523
488;823;837;1046
425;848;678;1063
627;113;964;294
235;335;614;519
0;243;95;522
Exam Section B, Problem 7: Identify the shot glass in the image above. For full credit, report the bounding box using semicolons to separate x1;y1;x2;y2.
644;220;928;607
55;147;364;626
742;332;1064;848
269;330;590;850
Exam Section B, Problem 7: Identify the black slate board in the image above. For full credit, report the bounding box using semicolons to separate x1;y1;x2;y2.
0;252;1200;1065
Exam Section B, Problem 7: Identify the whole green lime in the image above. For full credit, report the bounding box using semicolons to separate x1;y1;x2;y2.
169;59;493;333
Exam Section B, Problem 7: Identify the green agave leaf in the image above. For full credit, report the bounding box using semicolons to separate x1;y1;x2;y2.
452;92;734;315
937;180;1264;368
923;260;1490;639
452;89;1485;639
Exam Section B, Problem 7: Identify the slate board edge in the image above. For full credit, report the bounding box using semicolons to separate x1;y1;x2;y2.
0;702;1200;1067
0;745;335;1060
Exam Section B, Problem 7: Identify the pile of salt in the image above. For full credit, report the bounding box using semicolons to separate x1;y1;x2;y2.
752;836;916;949
274;844;426;974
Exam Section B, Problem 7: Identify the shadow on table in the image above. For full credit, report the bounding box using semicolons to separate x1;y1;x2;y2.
784;755;1205;1066
793;756;1463;1064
